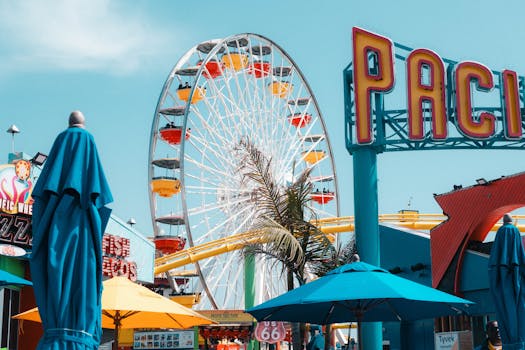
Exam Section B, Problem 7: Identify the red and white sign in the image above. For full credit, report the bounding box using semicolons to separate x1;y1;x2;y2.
102;234;137;281
254;321;286;343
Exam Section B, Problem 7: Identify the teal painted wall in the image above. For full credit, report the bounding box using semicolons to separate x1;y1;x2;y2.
0;256;25;276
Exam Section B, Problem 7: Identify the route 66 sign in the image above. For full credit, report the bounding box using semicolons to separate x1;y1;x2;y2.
254;321;286;343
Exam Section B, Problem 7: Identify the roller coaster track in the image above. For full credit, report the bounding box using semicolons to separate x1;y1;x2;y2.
154;213;525;275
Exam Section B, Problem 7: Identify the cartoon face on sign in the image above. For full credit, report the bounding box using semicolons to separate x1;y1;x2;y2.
15;160;31;181
0;163;33;214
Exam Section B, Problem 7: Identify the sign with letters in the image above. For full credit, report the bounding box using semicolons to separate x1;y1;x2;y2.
102;233;138;281
349;27;525;149
434;331;472;350
254;321;286;344
0;163;33;250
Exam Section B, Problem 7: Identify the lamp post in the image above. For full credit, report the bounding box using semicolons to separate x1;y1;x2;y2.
6;124;20;154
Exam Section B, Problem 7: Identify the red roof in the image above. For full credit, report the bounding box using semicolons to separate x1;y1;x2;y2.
431;171;525;291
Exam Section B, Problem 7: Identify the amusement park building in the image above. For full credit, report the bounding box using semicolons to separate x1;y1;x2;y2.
379;220;495;349
0;151;155;349
0;148;510;350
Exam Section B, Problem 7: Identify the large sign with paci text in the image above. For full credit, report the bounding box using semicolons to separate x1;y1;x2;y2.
346;27;525;152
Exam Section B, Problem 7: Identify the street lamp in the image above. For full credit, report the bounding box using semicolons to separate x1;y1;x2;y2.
6;124;20;153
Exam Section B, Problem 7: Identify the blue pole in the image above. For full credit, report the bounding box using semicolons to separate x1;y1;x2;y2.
353;147;382;350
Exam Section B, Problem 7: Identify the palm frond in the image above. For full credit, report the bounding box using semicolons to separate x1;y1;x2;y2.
235;138;287;223
241;216;305;267
309;240;358;277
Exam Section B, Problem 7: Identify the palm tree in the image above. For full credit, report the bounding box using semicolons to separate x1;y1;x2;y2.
309;240;358;277
235;138;334;350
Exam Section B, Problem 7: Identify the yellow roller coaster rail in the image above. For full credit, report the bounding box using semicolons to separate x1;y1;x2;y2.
154;213;525;275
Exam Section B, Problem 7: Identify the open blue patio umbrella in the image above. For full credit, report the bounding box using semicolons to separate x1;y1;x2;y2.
247;262;473;350
30;112;113;350
0;269;32;287
489;215;525;350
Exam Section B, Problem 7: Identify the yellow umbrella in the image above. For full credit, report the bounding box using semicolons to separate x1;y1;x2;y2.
14;276;214;348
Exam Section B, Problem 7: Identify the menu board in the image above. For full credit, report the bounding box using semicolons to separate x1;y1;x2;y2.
133;330;194;349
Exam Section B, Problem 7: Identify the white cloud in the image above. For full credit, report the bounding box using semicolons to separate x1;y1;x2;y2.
0;0;173;74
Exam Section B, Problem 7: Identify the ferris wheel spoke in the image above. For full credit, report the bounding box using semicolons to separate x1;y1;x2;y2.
200;86;239;134
184;154;235;181
235;55;259;134
191;100;238;145
186;195;253;219
189;104;241;154
221;261;244;306
205;74;244;120
184;125;240;168
190;205;256;243
186;135;238;172
185;184;250;194
184;175;235;195
221;68;251;118
185;185;253;205
310;206;337;219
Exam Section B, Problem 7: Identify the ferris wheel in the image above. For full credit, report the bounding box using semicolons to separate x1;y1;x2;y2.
149;33;340;310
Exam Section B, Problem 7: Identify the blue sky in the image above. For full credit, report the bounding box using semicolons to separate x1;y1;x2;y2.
2;0;525;235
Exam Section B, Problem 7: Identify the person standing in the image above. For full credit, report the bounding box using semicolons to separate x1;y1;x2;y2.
306;325;325;350
475;320;502;350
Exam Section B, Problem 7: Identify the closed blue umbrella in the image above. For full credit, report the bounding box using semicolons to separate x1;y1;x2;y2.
30;112;112;350
489;214;525;350
0;269;32;287
247;262;472;349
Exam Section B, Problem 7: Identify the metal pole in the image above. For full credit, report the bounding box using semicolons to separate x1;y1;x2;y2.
353;148;382;350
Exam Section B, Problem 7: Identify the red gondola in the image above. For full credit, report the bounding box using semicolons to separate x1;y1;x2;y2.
249;61;271;78
311;191;335;204
197;59;224;79
159;126;190;145
154;236;186;255
288;113;312;128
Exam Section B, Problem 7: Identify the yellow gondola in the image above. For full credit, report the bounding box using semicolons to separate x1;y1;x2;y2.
222;52;249;71
302;150;326;164
269;81;293;98
177;86;206;104
151;177;181;197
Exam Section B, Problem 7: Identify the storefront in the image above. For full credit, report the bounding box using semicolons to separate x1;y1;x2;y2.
379;215;495;350
198;310;255;350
